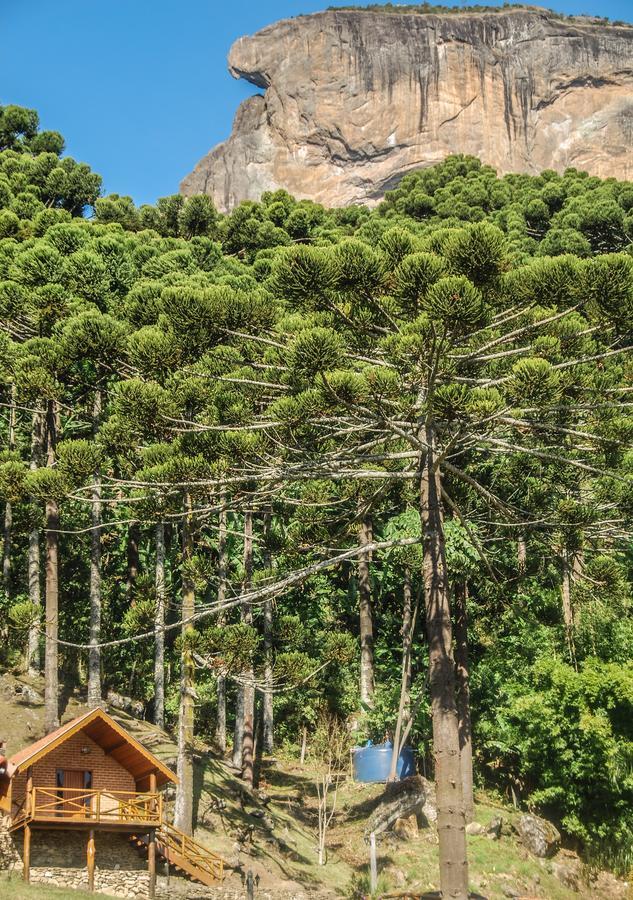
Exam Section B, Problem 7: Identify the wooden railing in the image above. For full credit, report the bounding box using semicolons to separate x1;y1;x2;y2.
17;787;162;825
157;820;224;883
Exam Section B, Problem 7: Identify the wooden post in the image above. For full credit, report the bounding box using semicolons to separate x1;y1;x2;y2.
148;772;160;819
87;829;95;892
23;824;31;883
148;827;156;899
369;831;377;895
26;768;33;818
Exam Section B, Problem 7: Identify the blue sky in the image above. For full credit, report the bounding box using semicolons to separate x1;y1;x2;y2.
2;0;631;206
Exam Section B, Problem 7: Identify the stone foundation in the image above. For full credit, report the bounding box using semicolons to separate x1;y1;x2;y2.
0;821;150;898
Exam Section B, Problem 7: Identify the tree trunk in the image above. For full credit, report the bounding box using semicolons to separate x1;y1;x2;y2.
44;401;60;734
174;495;195;836
3;500;12;593
253;693;264;788
300;725;308;766
262;509;274;754
358;508;374;709
2;384;16;594
419;422;468;899
87;390;102;709
154;520;166;730
241;510;254;786
27;407;43;676
126;522;140;601
232;687;244;769
214;500;228;752
454;579;474;824
561;547;577;667
389;565;417;782
517;535;527;576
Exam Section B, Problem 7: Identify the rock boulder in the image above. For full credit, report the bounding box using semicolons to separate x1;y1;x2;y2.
516;813;561;858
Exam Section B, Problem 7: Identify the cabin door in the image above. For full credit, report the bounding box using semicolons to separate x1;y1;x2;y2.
57;769;92;817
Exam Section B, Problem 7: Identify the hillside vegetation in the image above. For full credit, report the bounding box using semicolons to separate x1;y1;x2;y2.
2;672;628;899
0;103;631;895
330;3;633;26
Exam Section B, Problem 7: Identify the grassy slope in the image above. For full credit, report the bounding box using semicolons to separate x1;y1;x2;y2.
0;875;116;899
267;760;585;900
0;672;626;898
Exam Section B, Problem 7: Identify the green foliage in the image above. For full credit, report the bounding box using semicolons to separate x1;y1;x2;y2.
24;467;68;501
0;107;631;875
423;275;488;334
482;656;633;870
8;600;39;632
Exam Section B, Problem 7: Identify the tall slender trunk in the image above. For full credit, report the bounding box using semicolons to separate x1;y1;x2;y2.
154;520;166;730
27;407;43;676
2;384;16;594
262;509;274;754
175;495;195;835
87;390;102;709
2;497;11;593
253;692;264;788
358;508;374;709
241;510;255;786
517;535;527;576
389;565;417;781
419;422;468;899
454;579;474;824
44;400;60;734
561;547;578;668
214;500;228;752
232;686;244;769
126;522;140;602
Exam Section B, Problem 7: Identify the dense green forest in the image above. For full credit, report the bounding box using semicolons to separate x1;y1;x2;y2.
0;103;631;896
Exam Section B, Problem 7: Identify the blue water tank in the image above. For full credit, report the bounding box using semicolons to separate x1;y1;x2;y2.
352;741;416;782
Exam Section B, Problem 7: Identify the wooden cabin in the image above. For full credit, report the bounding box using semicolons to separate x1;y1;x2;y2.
0;708;224;897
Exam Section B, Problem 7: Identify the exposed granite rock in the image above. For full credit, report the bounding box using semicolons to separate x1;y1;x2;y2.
181;8;633;211
516;813;561;857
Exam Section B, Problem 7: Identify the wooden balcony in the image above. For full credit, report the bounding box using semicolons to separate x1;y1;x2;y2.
11;787;162;831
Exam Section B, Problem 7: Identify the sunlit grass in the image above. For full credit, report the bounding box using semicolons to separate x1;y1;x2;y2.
0;874;117;900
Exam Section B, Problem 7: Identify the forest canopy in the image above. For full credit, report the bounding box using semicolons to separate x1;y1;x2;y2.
0;105;631;892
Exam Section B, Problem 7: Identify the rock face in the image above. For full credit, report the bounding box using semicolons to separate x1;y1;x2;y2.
516;813;561;858
181;8;633;211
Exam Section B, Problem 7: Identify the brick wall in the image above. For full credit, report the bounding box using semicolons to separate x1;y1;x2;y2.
12;730;136;815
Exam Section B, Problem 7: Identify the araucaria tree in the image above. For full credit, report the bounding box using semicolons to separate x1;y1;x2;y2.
0;110;631;894
262;227;632;897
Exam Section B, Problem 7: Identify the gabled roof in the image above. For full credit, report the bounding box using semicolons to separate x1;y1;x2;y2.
5;708;177;789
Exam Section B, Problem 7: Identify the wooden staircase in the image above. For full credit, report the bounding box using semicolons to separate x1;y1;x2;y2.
130;819;226;886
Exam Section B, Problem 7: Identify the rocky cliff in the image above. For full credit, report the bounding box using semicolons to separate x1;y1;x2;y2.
181;8;633;210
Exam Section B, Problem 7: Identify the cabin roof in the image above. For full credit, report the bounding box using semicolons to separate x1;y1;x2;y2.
4;708;177;788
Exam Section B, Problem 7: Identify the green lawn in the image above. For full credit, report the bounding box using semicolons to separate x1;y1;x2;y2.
0;876;116;900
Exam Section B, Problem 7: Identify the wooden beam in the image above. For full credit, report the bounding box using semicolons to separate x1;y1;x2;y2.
87;829;95;892
103;739;127;756
23;823;31;883
148;827;156;899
